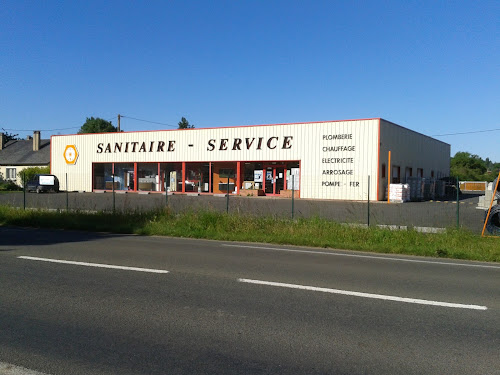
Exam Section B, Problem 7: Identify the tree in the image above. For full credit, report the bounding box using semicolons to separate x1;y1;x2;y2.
1;130;20;142
450;152;499;181
18;166;51;186
178;117;194;129
78;117;117;134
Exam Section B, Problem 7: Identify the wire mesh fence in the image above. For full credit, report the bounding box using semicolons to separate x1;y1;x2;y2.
0;186;496;235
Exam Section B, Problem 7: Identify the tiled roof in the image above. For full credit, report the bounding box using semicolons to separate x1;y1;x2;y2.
0;139;50;166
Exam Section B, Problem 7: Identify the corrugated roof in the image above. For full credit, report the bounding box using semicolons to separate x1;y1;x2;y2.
0;139;50;166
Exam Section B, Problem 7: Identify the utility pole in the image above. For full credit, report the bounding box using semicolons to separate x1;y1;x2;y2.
117;114;121;132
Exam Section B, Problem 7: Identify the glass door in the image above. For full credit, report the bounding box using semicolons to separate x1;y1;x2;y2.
275;167;285;194
264;166;274;194
263;165;287;195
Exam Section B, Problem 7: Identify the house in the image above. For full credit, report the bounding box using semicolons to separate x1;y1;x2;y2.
0;131;50;186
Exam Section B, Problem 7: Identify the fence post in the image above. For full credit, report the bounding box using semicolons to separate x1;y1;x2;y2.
291;175;295;220
66;173;69;212
367;175;370;227
226;176;230;214
112;174;116;213
23;173;26;211
481;170;500;236
456;176;459;229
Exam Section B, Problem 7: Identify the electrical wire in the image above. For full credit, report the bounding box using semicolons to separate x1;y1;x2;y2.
432;128;500;136
6;115;494;135
120;115;177;128
2;126;80;132
1;116;117;133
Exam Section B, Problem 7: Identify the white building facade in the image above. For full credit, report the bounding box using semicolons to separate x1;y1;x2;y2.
50;118;450;201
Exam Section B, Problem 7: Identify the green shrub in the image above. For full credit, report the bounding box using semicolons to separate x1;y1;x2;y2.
18;166;50;186
0;181;21;191
0;206;498;262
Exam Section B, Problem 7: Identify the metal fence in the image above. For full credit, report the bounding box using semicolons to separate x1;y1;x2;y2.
1;184;497;235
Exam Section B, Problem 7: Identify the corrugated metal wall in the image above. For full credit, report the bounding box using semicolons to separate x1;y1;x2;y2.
51;119;380;200
301;119;379;200
378;119;450;200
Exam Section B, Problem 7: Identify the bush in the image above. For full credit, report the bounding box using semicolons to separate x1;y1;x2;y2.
17;166;50;186
0;180;21;191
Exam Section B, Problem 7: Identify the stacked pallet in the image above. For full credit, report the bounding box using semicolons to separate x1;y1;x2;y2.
435;180;446;198
423;179;436;200
407;177;424;201
389;183;410;203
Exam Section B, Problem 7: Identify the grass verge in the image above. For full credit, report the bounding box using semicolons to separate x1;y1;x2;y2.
0;205;498;262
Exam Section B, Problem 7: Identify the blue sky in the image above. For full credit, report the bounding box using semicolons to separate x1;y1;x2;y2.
1;1;499;161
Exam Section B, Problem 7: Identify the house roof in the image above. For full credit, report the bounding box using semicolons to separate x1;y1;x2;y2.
0;139;50;166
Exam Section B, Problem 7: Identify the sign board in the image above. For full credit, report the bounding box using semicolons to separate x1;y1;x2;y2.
39;175;55;185
254;170;263;183
63;145;79;165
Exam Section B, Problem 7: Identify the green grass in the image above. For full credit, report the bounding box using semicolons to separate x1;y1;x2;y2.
0;205;498;262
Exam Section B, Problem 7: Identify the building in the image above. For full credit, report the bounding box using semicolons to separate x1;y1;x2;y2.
50;118;450;201
0;131;50;186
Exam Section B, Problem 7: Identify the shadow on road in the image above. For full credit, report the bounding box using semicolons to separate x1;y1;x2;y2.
0;226;126;247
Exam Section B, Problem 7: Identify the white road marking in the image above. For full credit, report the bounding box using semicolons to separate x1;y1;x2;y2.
0;362;51;375
224;244;500;269
238;278;488;310
17;256;169;274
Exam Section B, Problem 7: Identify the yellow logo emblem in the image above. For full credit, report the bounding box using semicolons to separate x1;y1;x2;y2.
64;145;78;165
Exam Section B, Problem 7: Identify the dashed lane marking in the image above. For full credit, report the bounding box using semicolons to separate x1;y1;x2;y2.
238;278;488;310
17;256;169;273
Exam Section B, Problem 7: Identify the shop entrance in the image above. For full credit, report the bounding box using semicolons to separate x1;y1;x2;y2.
263;165;286;195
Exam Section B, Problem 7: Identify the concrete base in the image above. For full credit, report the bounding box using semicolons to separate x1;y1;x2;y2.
478;191;500;209
279;189;299;198
240;189;265;197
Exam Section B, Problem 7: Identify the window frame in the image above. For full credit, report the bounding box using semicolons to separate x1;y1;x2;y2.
6;167;17;180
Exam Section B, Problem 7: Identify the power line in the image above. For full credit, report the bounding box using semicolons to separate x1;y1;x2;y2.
120;115;177;128
1;116;117;133
2;126;80;132
432;128;500;136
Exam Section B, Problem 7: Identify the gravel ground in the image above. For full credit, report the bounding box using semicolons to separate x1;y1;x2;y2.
0;191;486;233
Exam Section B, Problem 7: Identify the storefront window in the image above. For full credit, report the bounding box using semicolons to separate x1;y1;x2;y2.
160;163;182;192
212;162;237;193
242;163;263;190
137;163;159;191
91;161;299;195
114;163;135;190
185;163;210;193
93;163;113;190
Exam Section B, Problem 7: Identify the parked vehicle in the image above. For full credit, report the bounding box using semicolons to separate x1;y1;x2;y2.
26;174;60;193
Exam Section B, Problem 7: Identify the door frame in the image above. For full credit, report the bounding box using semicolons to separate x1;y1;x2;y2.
263;164;287;196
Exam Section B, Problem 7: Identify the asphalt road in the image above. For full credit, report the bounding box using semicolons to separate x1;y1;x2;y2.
1;227;499;375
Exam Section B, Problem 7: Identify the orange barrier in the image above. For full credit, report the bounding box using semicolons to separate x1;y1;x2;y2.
460;181;487;191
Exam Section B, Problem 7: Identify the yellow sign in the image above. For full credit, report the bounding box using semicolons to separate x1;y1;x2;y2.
63;145;78;165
